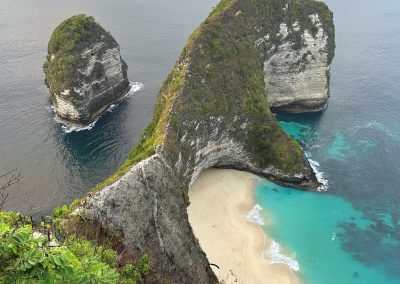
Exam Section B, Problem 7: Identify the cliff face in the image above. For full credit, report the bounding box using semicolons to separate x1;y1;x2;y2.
256;1;335;112
72;0;334;282
44;15;129;125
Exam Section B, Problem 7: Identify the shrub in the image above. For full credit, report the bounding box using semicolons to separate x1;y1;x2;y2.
0;211;150;283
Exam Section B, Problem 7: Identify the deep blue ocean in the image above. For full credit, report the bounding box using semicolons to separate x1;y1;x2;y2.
0;0;399;283
255;0;400;283
0;0;219;216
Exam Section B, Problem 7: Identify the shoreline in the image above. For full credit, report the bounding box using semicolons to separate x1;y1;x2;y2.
187;169;299;284
50;82;144;133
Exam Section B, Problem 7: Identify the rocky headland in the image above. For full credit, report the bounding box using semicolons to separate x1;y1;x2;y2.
60;0;335;283
43;14;129;125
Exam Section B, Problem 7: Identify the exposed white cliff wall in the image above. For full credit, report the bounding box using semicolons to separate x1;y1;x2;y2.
52;42;128;124
257;13;333;112
53;93;80;120
73;0;334;282
45;17;130;125
78;112;316;283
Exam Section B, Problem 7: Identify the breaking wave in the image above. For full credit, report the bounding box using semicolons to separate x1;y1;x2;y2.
306;152;328;191
262;240;300;271
106;104;117;113
49;82;144;133
123;82;144;98
246;204;265;226
60;117;99;134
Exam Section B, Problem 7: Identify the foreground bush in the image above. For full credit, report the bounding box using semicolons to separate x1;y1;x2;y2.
0;211;150;284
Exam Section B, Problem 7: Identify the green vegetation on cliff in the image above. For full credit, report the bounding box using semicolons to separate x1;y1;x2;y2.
2;0;336;281
166;3;303;172
91;0;334;193
254;0;335;62
0;209;150;283
43;14;109;97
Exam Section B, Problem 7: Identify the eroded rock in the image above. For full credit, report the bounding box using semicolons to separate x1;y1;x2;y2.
44;15;129;125
256;3;335;112
74;0;334;282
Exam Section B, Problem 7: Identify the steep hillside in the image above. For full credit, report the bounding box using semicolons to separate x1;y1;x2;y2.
66;0;334;282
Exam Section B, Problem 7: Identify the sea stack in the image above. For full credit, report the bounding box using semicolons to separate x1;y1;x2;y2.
258;2;335;112
43;14;129;125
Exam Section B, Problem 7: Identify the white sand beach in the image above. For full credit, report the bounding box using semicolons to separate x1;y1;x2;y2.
187;169;299;284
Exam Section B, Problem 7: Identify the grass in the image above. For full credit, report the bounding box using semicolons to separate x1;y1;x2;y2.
88;0;334;195
43;14;110;97
252;0;334;62
89;2;238;194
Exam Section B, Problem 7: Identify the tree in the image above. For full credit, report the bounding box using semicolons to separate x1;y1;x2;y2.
0;168;21;210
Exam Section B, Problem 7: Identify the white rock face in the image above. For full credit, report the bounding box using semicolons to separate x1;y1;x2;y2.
45;21;129;125
80;113;316;284
54;95;80;119
54;43;128;124
75;2;334;282
258;13;333;112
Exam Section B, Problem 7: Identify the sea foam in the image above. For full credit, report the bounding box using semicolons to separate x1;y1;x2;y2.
107;104;117;113
50;82;144;133
306;152;328;191
246;204;265;226
123;82;144;98
60;117;99;134
262;240;300;271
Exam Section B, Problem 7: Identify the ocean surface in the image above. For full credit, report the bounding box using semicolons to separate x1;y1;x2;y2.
1;0;400;283
255;0;400;283
0;0;219;216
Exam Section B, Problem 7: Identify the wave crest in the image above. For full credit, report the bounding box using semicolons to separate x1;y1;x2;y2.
49;82;144;133
262;240;300;271
246;204;265;226
306;153;328;191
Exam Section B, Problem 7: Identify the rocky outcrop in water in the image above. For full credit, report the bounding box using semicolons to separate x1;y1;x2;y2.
256;2;335;112
43;15;129;125
69;0;334;282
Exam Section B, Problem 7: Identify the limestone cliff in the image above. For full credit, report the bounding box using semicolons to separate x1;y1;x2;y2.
256;0;335;112
68;0;334;282
43;15;129;125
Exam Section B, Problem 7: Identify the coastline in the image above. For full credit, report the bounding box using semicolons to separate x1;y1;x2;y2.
187;169;299;284
50;82;144;133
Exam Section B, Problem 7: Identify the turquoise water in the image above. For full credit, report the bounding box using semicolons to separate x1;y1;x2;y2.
0;0;399;281
255;117;399;283
255;115;400;284
255;182;393;284
253;1;400;282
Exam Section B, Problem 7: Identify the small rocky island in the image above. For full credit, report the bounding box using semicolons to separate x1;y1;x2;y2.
43;14;129;125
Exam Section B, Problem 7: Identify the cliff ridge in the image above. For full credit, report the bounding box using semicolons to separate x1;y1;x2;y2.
69;0;334;282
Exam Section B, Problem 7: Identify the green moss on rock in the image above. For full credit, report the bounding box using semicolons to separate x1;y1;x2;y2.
44;14;129;125
44;15;100;95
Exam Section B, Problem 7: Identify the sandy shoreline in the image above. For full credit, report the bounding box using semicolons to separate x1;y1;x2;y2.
187;169;299;284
